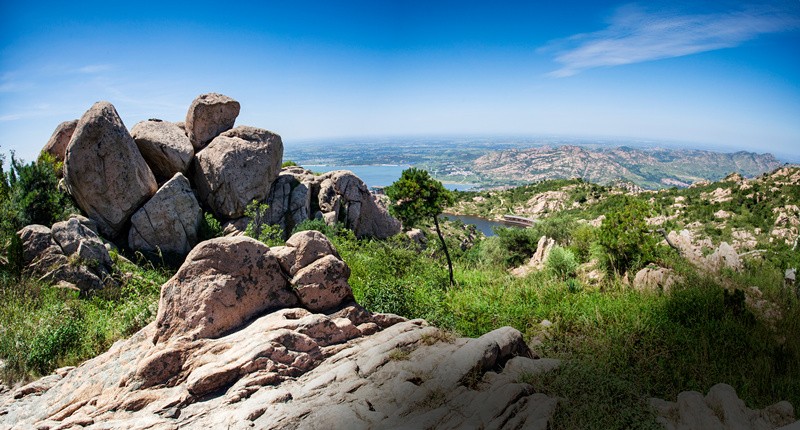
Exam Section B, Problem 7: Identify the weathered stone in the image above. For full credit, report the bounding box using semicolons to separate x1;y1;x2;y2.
633;267;679;293
17;225;58;266
651;383;796;430
291;254;353;312
511;236;555;277
41;120;78;163
708;242;742;272
193;126;283;219
63;101;157;237
51;216;110;268
285;230;339;275
130;119;194;182
128;173;202;256
185;93;240;149
153;236;297;343
316;171;401;239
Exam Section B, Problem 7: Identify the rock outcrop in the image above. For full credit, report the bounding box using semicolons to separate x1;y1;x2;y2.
666;230;742;273
193;126;283;219
651;383;796;430
130;119;194;182
36;94;400;262
63;101;157;238
262;167;401;239
41;120;78;163
633;267;679;293
17;215;113;292
128;173;202;257
511;236;555;277
0;233;561;429
185;92;241;150
316;170;401;239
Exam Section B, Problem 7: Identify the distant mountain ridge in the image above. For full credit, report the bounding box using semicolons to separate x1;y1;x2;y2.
473;145;781;189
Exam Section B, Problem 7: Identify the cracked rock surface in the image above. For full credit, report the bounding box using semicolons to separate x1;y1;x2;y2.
0;234;560;429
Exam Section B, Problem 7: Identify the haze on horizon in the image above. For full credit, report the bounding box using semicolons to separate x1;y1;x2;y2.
1;0;799;163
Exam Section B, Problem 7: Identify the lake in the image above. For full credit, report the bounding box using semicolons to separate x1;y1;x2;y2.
442;214;519;237
306;165;478;191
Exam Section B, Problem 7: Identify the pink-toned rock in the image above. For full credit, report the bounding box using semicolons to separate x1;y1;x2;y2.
193;126;283;219
285;230;339;275
185;93;240;149
128;173;202;256
291;254;353;312
153;236;297;343
63;101;157;237
41;120;78;163
130;119;194;182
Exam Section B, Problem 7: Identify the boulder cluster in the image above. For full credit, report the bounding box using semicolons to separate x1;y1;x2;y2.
27;93;399;291
0;233;561;429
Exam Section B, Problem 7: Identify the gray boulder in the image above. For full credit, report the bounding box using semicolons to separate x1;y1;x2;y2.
51;216;111;268
185;92;240;149
63;101;157;238
41;120;78;163
316;170;401;239
651;383;796;430
130;119;194;182
128;173;202;257
16;216;113;292
193;126;283;219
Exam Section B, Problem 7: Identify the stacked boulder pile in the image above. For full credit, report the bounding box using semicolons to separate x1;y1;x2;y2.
24;93;399;291
0;232;562;429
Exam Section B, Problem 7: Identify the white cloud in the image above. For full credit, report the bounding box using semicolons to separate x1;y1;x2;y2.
77;64;114;74
544;4;800;77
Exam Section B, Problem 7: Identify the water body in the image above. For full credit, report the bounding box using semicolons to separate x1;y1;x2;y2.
442;214;519;237
306;165;478;191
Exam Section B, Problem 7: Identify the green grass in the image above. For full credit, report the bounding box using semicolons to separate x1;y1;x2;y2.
0;258;167;384
330;229;800;429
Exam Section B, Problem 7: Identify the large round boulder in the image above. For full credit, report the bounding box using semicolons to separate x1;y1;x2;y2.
185;93;240;150
316;171;401;239
63;102;157;238
130;119;194;182
41;120;78;163
128;173;202;257
153;236;297;344
192;126;283;219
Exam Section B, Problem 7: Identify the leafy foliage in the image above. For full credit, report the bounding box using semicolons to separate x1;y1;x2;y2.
386;167;456;286
385;168;454;228
546;245;578;280
244;200;283;246
598;196;658;274
198;211;223;242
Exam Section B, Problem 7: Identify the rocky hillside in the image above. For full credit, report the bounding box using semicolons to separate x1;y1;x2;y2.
473;145;781;189
0;233;564;429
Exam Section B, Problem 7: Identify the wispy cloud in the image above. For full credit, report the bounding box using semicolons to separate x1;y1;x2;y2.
544;4;800;77
77;64;114;74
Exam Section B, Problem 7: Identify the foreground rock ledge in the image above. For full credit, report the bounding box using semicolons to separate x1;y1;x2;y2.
0;235;560;429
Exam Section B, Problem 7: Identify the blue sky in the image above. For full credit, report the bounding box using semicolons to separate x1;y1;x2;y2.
2;0;799;162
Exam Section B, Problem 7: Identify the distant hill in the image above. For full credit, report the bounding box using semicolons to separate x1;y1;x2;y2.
472;145;781;189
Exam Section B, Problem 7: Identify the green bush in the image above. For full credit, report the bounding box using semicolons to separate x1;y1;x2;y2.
0;153;75;233
198;211;223;241
597;197;657;274
546;246;578;280
244;200;283;246
494;227;541;267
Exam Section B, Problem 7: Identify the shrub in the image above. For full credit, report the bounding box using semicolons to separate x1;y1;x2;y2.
198;211;223;241
494;227;541;267
597;197;657;274
244;200;283;246
547;246;578;280
1;153;76;233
